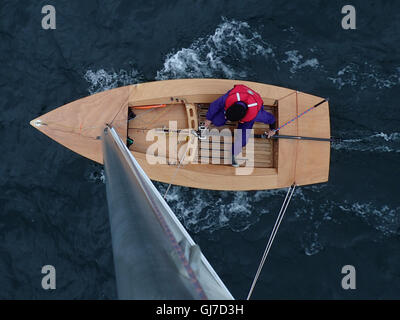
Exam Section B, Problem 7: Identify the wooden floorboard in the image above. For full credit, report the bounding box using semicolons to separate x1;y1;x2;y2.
197;104;275;168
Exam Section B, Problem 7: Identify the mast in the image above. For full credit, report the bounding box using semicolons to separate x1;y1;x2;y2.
102;126;233;300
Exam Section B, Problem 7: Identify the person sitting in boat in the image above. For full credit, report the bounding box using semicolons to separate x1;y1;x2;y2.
204;84;276;167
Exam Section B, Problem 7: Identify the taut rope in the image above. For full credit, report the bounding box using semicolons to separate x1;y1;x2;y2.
246;183;297;300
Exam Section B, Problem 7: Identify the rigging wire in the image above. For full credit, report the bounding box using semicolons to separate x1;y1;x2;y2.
246;183;297;300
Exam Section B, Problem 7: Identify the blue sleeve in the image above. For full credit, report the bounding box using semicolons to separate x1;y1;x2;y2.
254;106;276;125
206;92;229;121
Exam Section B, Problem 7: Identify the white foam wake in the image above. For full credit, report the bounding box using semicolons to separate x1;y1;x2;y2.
84;68;142;94
292;185;400;256
156;17;275;80
162;182;400;257
339;202;400;237
160;184;290;234
328;63;400;90
283;50;320;74
332;132;400;153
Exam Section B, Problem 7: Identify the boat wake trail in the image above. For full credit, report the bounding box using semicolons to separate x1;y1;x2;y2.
158;184;288;234
82;17;399;95
290;185;400;256
84;69;142;94
332;132;400;153
283;50;320;74
338;202;400;237
156;17;275;80
328;63;400;90
158;183;400;257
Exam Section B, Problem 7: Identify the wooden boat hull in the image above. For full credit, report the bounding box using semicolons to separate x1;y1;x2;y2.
30;79;331;191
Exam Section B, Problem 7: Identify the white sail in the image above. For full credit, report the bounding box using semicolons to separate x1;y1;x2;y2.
102;126;233;300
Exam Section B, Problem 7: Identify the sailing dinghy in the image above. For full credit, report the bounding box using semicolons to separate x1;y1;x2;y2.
30;79;331;191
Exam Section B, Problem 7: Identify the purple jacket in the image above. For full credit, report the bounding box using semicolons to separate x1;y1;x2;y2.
206;91;276;155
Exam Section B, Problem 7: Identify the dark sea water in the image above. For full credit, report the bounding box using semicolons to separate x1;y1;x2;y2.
1;0;399;299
